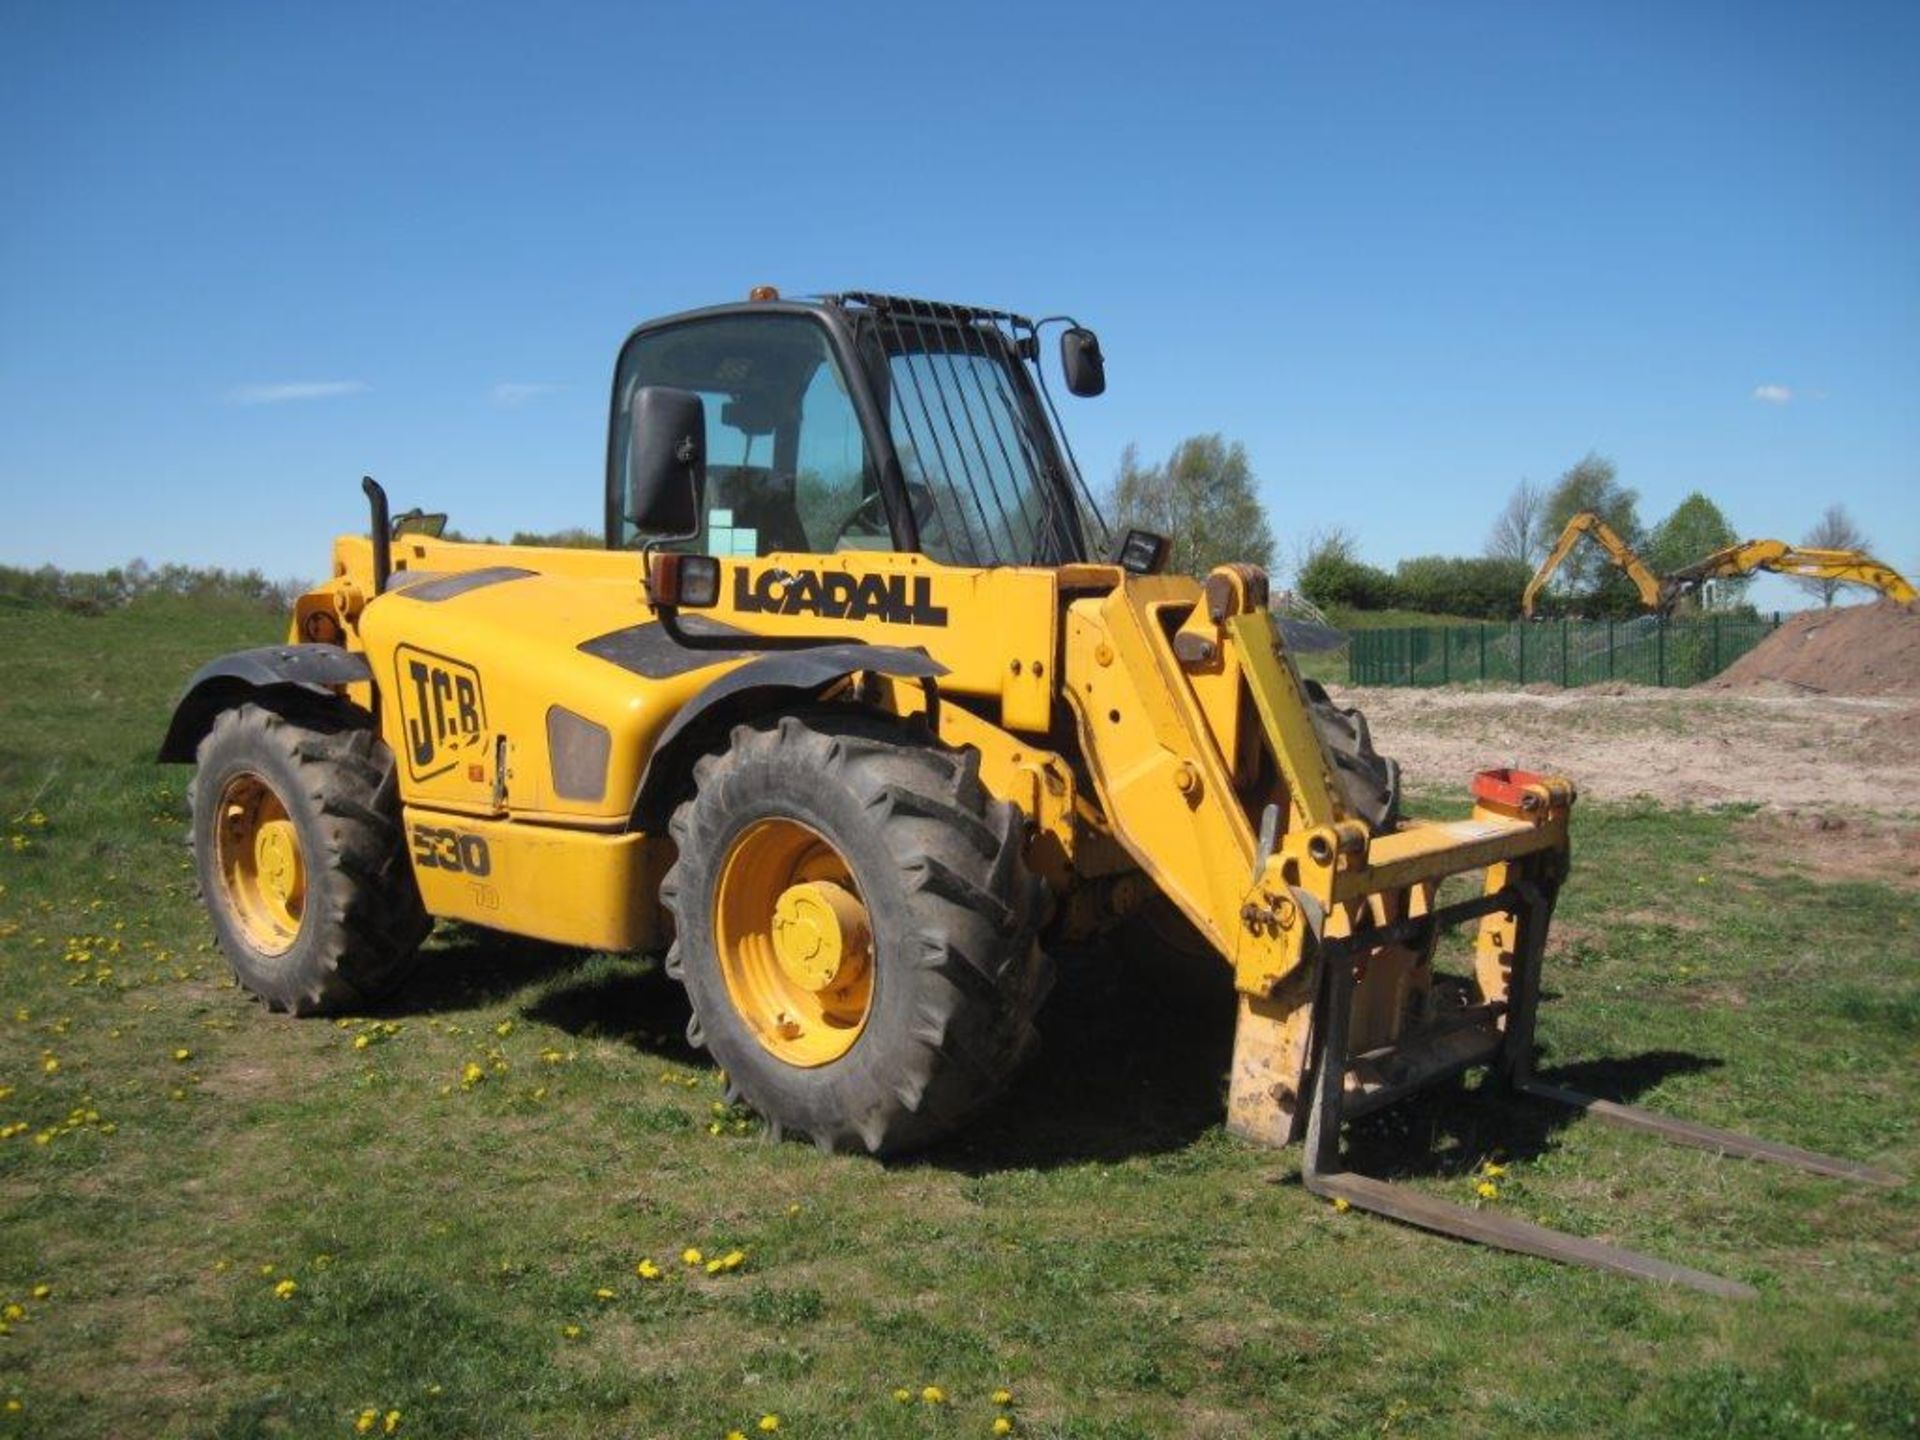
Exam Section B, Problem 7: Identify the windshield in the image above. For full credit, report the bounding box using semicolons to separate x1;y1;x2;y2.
853;302;1085;568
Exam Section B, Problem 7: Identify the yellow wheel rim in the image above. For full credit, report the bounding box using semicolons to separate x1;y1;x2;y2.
713;818;874;1067
213;772;307;955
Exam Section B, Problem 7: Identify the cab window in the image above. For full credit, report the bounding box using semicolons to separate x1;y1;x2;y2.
611;314;883;556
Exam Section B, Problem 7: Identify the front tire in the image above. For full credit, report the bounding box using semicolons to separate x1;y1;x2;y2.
660;711;1050;1156
190;699;429;1014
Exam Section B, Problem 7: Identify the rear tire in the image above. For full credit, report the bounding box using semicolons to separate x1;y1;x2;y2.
660;710;1050;1156
190;698;429;1015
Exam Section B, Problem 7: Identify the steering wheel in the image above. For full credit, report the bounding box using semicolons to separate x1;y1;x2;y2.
833;481;949;552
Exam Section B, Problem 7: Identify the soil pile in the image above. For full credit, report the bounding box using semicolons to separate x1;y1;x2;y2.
1705;601;1920;696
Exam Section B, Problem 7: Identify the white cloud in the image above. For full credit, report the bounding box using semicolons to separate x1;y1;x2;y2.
489;382;561;408
228;380;370;405
1752;383;1794;405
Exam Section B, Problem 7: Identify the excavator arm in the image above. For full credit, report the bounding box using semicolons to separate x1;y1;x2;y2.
1669;540;1917;605
1520;512;1664;617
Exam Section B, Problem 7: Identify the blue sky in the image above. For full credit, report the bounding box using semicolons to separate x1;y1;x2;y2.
3;1;1915;612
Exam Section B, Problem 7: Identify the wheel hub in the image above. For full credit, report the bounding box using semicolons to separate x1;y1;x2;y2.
771;880;871;993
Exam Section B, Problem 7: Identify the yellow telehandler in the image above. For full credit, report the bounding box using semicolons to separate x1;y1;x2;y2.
161;290;1898;1295
1522;510;1917;617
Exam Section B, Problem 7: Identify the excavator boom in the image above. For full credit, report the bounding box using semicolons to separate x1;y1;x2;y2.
1524;514;1918;617
1520;512;1663;618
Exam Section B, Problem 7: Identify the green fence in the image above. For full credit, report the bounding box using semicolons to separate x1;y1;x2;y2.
1347;615;1780;688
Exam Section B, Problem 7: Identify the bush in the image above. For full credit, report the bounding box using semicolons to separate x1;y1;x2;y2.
0;560;308;616
1298;533;1398;610
1392;554;1531;619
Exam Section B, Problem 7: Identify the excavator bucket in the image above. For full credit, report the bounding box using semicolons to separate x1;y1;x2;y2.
1187;596;1905;1296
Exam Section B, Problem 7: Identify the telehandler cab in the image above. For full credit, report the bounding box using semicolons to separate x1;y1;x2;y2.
162;290;1899;1294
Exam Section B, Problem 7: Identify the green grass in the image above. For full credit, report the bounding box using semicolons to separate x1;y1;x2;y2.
1;598;1916;1439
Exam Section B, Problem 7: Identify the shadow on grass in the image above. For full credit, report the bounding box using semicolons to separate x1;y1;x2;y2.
917;940;1241;1174
376;923;1727;1182
380;924;702;1064
1336;1049;1726;1182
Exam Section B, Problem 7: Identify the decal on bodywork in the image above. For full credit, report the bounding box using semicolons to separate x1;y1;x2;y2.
732;568;948;626
394;644;487;782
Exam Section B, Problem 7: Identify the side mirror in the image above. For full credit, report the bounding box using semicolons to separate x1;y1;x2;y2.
625;386;706;538
1060;326;1105;397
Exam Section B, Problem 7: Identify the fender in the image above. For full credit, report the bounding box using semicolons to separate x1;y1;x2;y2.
630;643;947;828
157;644;373;762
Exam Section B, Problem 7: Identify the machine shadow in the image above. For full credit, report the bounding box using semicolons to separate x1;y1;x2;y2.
1334;1049;1724;1182
917;944;1240;1174
383;927;1725;1181
381;926;703;1065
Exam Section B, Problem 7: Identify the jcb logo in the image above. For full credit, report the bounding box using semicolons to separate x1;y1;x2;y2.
395;646;486;782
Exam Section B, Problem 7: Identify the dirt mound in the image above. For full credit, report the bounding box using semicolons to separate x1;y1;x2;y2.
1704;600;1920;696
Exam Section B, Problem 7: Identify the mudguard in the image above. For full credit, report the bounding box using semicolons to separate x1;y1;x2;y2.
631;643;947;827
157;644;373;762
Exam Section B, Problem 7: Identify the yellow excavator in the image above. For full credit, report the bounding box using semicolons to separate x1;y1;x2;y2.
1521;511;1917;618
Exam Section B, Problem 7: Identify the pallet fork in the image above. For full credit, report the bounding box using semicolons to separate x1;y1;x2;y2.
1295;874;1904;1299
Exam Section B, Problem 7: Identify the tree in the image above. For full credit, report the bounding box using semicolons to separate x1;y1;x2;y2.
1796;504;1869;607
1538;452;1645;614
1105;434;1276;578
1486;477;1548;567
1646;491;1745;611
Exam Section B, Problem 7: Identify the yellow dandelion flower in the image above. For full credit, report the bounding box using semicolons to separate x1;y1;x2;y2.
495;1020;514;1037
994;1420;1014;1436
992;1388;1013;1405
384;1409;401;1434
1332;1196;1351;1214
29;1285;49;1301
460;1062;485;1087
727;1432;747;1440
1481;1162;1507;1178
635;1259;662;1280
922;1386;947;1405
892;1388;912;1403
172;1048;191;1062
5;1399;21;1414
260;1264;275;1276
273;1279;298;1299
1475;1181;1499;1201
353;1034;372;1051
355;1410;378;1434
41;1056;59;1075
562;1324;582;1339
1;1304;23;1321
758;1416;780;1433
681;1248;702;1266
785;1203;801;1216
594;1287;616;1301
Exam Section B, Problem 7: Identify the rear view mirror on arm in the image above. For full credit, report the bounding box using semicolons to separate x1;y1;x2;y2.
625;386;706;539
1060;327;1105;397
